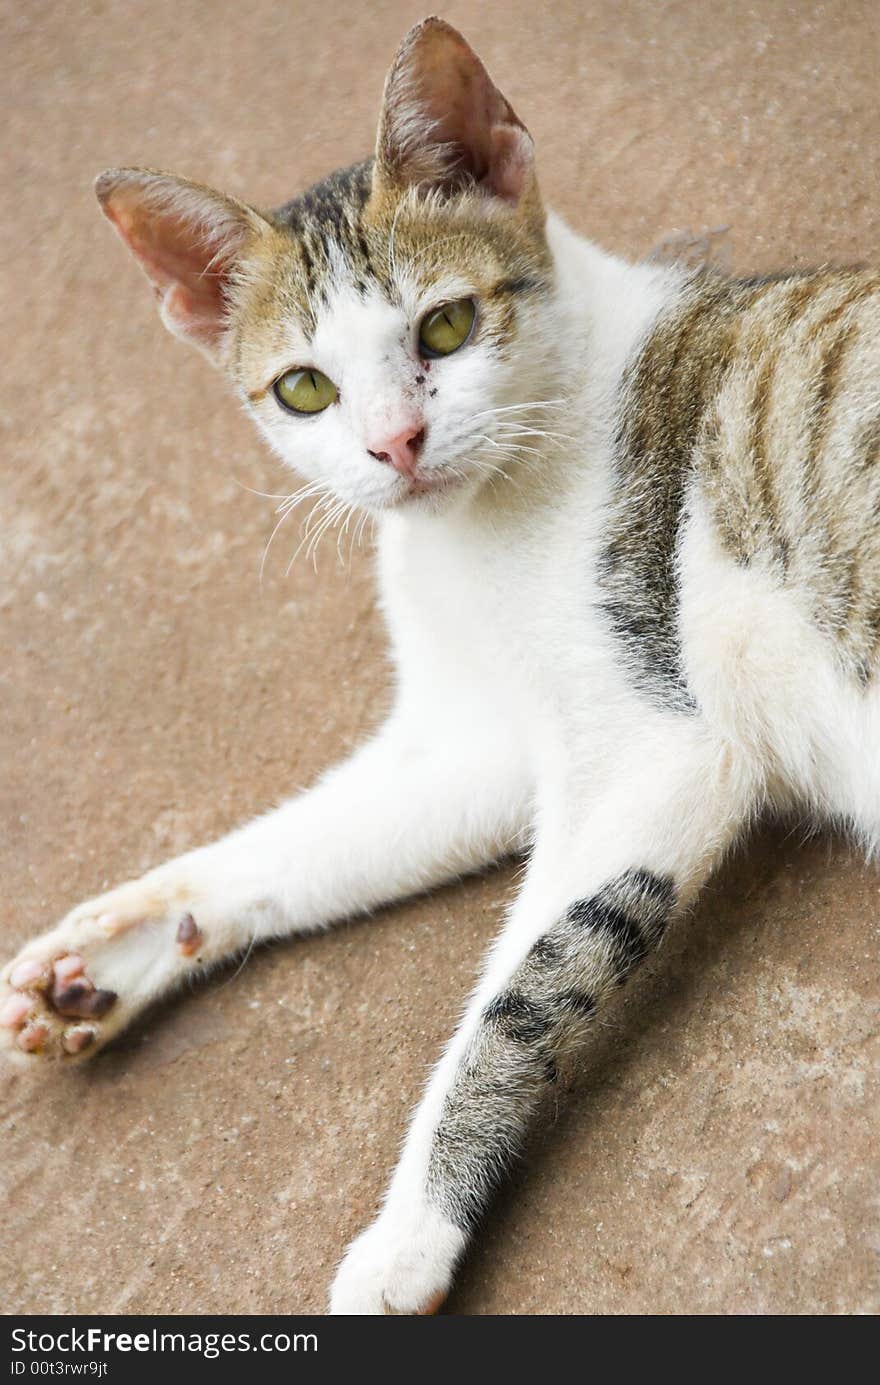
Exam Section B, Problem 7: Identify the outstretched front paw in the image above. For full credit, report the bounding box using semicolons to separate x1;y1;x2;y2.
0;874;207;1064
0;948;117;1059
328;1205;465;1315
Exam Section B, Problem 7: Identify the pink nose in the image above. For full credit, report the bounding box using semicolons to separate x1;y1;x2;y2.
367;426;426;478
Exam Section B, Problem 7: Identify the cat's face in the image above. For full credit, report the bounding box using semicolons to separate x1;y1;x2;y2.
234;167;553;515
96;18;553;516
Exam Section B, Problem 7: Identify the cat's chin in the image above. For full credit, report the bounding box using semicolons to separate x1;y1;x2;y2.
379;466;481;514
352;456;490;517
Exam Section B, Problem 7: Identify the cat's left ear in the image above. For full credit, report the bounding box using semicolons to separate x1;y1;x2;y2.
373;18;541;221
95;168;271;360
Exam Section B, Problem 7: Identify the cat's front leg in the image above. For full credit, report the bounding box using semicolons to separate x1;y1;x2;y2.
329;727;758;1313
0;711;529;1064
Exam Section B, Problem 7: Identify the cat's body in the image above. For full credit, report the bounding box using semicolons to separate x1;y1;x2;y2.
2;19;878;1313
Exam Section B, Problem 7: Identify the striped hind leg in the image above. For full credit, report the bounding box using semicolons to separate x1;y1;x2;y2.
329;726;756;1314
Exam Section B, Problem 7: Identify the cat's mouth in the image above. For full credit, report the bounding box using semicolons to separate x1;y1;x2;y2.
386;467;463;507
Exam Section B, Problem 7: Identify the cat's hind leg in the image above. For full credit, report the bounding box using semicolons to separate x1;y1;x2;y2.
329;723;758;1313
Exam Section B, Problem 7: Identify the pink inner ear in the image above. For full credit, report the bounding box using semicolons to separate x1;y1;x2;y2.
100;182;243;346
420;51;499;181
378;20;535;206
486;124;533;205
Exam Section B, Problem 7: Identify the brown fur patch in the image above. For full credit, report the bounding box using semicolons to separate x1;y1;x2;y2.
598;272;767;707
693;267;880;682
225;160;552;394
601;265;880;702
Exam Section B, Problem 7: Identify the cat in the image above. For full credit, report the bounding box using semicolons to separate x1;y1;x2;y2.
2;15;879;1314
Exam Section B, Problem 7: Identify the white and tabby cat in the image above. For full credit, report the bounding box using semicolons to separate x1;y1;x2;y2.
2;18;879;1314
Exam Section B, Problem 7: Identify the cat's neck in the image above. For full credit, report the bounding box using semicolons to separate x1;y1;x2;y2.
545;210;681;394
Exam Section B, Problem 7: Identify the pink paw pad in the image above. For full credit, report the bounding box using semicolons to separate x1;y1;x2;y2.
9;959;49;990
62;1025;97;1055
53;954;85;984
17;1021;50;1053
1;993;33;1028
3;949;117;1058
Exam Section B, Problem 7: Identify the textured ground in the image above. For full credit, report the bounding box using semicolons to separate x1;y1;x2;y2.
1;0;878;1315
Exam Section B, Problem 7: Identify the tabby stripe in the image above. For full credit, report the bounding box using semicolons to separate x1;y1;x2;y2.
853;413;880;475
804;275;877;345
426;870;676;1231
489;274;548;299
749;354;783;560
778;272;828;328
805;320;859;469
483;990;553;1044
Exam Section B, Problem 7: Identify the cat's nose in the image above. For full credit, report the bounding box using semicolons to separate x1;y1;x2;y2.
367;425;426;479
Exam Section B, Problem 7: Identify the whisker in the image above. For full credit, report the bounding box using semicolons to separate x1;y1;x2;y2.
335;501;361;567
305;497;351;571
258;480;332;585
354;508;374;551
284;492;337;575
233;477;298;502
471;398;568;421
302;503;340;571
482;436;547;461
493;422;576;445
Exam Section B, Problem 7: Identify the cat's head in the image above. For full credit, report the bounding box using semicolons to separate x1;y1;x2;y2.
96;18;555;515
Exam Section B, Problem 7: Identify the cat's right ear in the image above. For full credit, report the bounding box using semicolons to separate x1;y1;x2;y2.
373;18;541;223
95;169;271;360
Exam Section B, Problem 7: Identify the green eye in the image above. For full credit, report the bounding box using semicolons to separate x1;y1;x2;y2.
418;298;476;358
273;368;338;415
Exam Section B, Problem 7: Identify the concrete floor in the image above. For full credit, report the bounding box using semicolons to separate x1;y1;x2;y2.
1;0;878;1314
